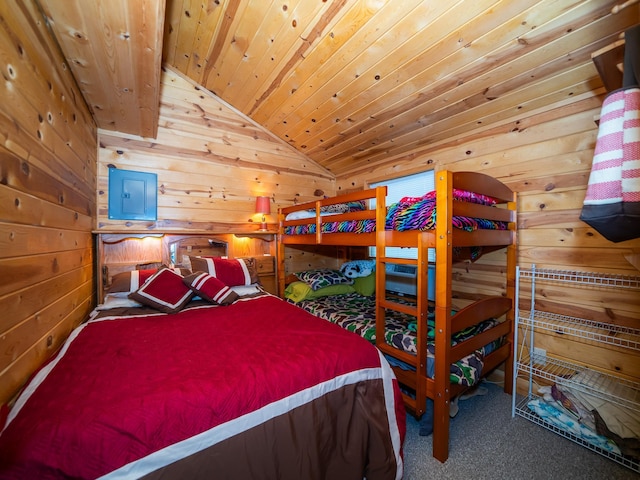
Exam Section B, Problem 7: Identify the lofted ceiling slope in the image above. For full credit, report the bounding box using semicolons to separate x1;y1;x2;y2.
38;0;639;179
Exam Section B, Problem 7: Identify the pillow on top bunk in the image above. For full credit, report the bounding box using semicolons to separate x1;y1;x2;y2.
189;257;259;286
295;269;354;291
396;189;498;206
128;268;194;313
284;281;355;303
452;189;499;206
182;272;239;305
320;203;349;214
285;210;316;221
344;200;367;211
285;200;368;220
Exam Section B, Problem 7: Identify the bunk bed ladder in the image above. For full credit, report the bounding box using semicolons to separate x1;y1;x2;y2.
375;233;431;417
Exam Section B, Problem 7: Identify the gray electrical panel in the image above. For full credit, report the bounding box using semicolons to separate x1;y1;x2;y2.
108;168;157;220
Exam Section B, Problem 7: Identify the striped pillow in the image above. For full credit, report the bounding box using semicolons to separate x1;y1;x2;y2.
183;272;238;305
128;268;193;313
107;268;159;294
189;257;259;286
107;267;190;294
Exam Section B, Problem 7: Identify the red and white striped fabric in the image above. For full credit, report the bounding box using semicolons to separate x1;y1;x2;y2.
580;87;640;242
583;88;640;205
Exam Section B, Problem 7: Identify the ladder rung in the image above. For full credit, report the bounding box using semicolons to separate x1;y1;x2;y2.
379;257;418;265
379;298;418;316
377;342;417;366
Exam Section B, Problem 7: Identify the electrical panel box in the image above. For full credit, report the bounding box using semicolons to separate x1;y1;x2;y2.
108;168;157;221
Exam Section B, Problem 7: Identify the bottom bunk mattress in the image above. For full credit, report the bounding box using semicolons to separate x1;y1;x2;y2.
291;292;501;386
0;294;405;479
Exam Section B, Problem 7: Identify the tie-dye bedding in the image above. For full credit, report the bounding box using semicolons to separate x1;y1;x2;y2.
290;292;501;386
283;188;508;236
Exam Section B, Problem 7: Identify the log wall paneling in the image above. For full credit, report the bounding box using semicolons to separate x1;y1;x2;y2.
37;0;166;138
282;245;351;280
337;88;640;398
0;1;97;406
97;67;336;234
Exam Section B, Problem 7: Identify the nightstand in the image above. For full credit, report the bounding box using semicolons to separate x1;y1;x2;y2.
252;256;277;295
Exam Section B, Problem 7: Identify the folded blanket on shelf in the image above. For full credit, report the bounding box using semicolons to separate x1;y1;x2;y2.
527;398;621;455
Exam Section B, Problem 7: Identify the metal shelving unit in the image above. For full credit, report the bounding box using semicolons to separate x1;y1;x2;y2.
512;265;640;473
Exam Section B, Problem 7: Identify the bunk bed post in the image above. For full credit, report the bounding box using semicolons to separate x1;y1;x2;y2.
433;170;454;463
375;186;388;354
503;192;518;395
277;209;286;296
415;232;429;419
314;200;322;244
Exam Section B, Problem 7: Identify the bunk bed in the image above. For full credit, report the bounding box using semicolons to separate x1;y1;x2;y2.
277;170;517;462
0;243;405;479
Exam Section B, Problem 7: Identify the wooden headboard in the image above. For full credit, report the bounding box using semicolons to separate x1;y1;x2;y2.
96;232;276;302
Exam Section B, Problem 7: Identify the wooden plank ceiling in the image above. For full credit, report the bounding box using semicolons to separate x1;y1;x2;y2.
37;0;638;179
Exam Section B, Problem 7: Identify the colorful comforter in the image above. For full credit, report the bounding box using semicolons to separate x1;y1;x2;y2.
291;293;500;386
284;188;507;236
0;295;405;479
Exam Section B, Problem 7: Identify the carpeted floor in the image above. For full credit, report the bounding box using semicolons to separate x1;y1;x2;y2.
401;382;638;479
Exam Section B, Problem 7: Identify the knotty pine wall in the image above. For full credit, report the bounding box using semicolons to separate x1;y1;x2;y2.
97;67;340;290
97;67;336;236
2;1;638;407
338;89;640;389
0;1;97;405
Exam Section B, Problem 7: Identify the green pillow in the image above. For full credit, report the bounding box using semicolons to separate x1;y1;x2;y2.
352;273;375;296
284;281;313;302
284;281;355;303
308;283;355;299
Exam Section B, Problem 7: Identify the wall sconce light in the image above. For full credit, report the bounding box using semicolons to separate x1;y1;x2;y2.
255;196;271;231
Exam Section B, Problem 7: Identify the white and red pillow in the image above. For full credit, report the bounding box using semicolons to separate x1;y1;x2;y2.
108;268;159;294
128;268;193;313
183;272;238;305
189;257;258;286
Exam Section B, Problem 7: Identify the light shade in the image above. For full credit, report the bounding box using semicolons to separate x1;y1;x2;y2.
255;196;271;231
255;196;271;215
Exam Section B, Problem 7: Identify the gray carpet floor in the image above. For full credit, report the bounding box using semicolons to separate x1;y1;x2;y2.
401;382;638;479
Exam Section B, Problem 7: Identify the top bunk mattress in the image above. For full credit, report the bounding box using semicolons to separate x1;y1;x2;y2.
283;188;509;236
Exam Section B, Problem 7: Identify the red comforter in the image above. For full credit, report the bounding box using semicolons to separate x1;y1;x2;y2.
0;295;405;479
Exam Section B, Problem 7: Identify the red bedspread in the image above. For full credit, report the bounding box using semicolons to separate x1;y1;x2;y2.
0;296;405;479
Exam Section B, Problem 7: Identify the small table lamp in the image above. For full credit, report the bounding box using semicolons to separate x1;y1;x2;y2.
255;196;271;231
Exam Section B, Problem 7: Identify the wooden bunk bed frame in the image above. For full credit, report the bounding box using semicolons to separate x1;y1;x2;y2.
277;170;517;462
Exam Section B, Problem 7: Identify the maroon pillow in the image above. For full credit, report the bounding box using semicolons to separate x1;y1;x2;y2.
183;272;238;305
108;268;159;294
128;268;193;313
189;257;259;286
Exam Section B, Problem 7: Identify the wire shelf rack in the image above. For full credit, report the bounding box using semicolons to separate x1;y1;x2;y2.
517;354;640;411
518;268;640;289
518;310;640;351
513;265;640;474
514;395;640;474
